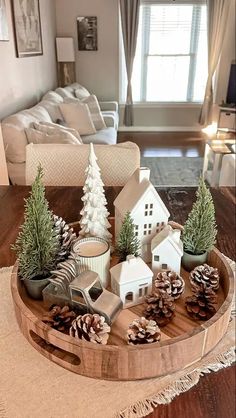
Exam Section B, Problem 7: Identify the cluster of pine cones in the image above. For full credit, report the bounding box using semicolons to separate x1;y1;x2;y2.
185;264;220;320
144;270;185;327
43;307;111;345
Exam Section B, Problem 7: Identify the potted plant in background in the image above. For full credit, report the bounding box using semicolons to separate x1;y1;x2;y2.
182;177;217;271
12;166;59;299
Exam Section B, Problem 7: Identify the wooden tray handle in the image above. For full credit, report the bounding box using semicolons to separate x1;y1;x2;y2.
28;329;82;371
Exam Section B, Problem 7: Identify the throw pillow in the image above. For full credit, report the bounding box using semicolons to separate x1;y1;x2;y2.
33;121;83;143
25;128;81;145
74;84;90;99
59;102;96;135
65;95;106;131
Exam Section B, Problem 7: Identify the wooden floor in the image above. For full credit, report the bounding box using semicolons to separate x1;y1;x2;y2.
118;131;206;157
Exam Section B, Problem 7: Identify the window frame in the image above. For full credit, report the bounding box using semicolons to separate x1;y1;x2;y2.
119;0;207;105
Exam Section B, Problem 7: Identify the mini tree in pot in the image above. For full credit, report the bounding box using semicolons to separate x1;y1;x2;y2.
182;177;217;271
12;166;59;299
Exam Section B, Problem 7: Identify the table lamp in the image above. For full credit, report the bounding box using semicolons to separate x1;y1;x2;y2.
56;37;76;87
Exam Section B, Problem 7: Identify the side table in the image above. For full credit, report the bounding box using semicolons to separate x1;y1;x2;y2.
203;139;236;186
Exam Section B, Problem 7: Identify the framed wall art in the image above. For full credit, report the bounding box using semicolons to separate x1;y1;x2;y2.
11;0;43;57
0;0;9;41
77;16;97;51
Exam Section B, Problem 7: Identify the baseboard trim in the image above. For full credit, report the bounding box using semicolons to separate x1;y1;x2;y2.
118;126;201;132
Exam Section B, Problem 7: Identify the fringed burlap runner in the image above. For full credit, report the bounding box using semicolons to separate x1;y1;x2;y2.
0;258;235;418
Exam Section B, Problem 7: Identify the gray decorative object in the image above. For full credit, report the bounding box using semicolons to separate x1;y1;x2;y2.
11;0;43;57
69;271;123;325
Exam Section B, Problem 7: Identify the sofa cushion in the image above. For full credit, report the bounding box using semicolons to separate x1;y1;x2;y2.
55;87;75;99
2;107;51;164
41;91;64;103
33;121;83;143
81;127;117;145
25;127;80;145
75;85;90;99
65;95;106;131
59;102;96;135
24;105;52;123
40;100;63;122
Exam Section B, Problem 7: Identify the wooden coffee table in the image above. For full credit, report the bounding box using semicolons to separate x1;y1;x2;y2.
0;185;235;418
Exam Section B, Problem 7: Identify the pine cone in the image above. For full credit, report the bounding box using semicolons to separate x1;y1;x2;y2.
190;264;220;291
42;305;76;331
127;317;161;345
155;271;185;300
53;215;77;263
144;290;175;327
185;283;217;320
50;256;78;297
70;313;111;345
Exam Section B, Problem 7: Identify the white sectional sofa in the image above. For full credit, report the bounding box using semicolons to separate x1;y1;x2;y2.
1;83;140;186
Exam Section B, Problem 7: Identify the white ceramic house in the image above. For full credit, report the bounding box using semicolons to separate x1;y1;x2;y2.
110;255;153;308
114;167;170;262
151;225;183;276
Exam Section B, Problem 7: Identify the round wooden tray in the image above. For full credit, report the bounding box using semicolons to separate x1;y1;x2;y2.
11;248;234;381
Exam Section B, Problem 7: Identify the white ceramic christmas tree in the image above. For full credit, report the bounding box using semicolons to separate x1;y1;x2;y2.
79;144;112;243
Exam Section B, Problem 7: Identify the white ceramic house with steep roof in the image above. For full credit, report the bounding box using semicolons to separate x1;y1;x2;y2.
110;255;153;308
114;167;170;262
151;225;183;276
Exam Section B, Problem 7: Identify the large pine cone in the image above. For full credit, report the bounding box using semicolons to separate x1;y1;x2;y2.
42;305;76;331
127;317;161;345
185;283;217;320
155;271;185;300
144;290;175;327
70;313;111;345
53;215;77;263
190;264;220;291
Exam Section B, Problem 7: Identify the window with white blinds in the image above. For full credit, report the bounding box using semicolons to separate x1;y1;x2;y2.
121;1;208;103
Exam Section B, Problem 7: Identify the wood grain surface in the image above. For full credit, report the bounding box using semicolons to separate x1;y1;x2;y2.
0;186;235;414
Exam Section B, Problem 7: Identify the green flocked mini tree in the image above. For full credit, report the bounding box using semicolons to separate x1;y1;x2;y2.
13;166;59;280
182;177;217;255
116;212;140;261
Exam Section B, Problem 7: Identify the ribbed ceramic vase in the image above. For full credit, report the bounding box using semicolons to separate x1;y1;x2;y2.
72;237;110;288
182;251;208;272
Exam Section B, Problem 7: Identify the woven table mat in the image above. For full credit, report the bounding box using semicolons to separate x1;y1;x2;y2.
0;258;235;418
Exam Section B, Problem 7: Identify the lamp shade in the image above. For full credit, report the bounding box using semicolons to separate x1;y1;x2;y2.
56;37;75;62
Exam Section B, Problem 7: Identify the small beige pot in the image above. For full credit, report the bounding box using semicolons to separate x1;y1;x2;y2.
182;251;208;272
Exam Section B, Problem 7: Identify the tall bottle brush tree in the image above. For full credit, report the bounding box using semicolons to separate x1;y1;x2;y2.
116;211;140;261
79;143;112;242
182;177;217;255
13;166;59;280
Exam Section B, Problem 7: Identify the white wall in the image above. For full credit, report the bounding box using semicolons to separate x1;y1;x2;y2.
0;0;57;120
55;0;119;101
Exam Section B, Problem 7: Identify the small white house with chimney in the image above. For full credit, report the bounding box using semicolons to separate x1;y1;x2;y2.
110;255;153;308
151;225;183;276
114;167;170;262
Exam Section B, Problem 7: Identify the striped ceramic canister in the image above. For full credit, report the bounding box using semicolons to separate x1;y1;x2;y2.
72;237;111;288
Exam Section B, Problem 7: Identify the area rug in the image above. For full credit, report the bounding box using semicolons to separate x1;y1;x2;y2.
140;157;203;187
0;260;235;418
